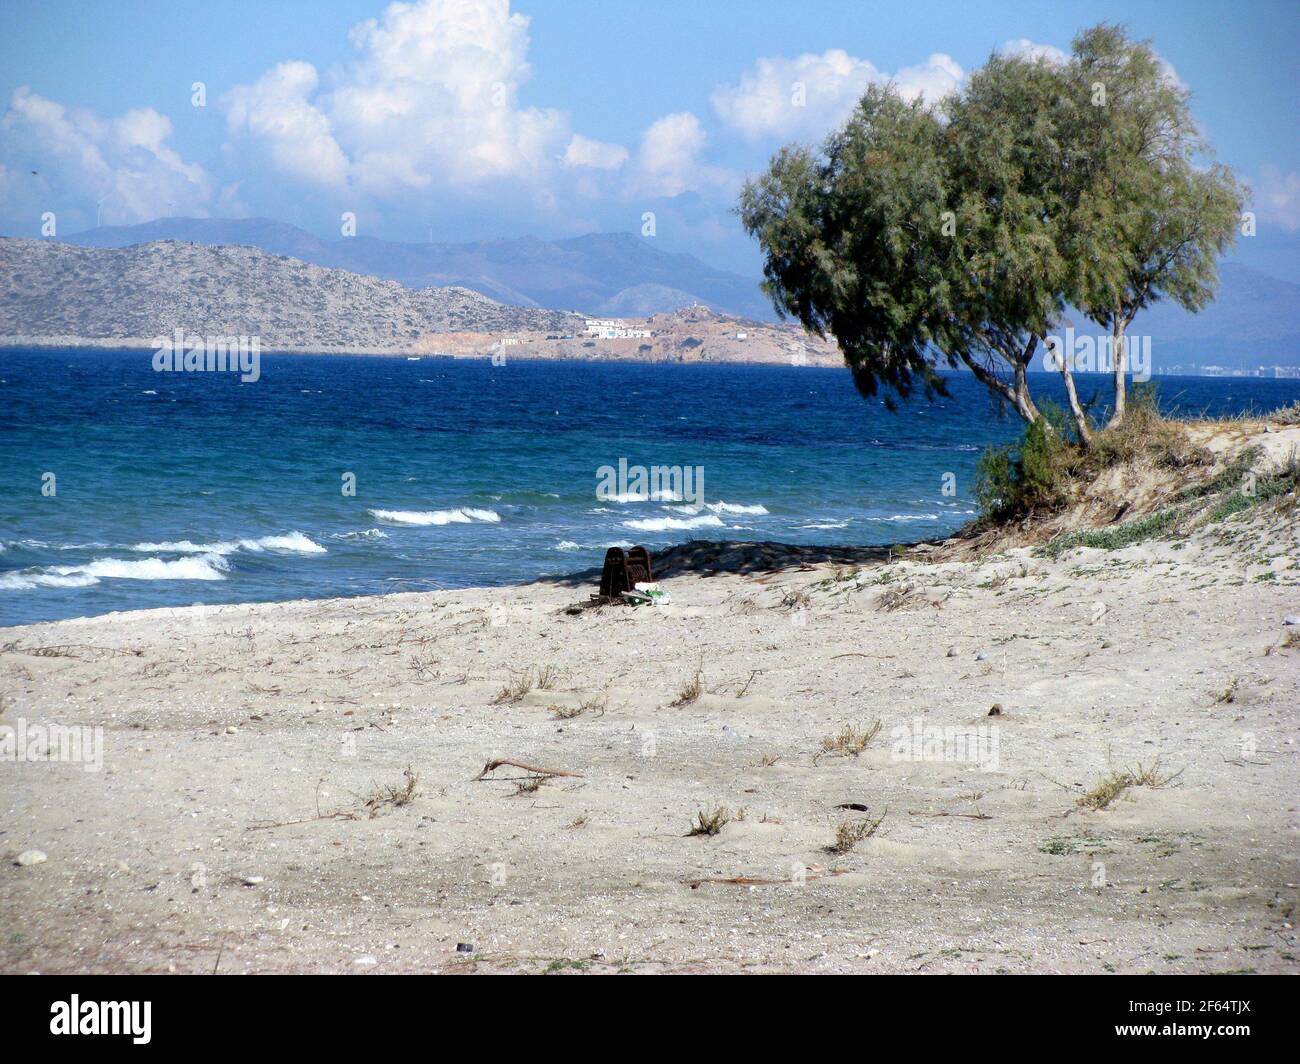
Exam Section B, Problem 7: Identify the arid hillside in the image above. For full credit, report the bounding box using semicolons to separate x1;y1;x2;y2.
0;238;837;366
0;237;581;352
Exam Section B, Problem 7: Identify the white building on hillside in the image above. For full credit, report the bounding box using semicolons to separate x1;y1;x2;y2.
584;318;652;340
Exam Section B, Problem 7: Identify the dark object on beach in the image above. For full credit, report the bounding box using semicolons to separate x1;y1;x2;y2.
598;545;653;599
988;703;1003;716
456;942;474;953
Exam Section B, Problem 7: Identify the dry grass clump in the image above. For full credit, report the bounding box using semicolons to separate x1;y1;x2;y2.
1082;400;1212;474
829;809;887;854
511;775;547;797
493;664;562;704
550;693;608;720
362;766;419;817
876;583;919;612
816;720;882;762
1214;678;1242;705
687;805;731;837
671;664;706;707
1077;758;1182;810
409;651;439;682
492;669;534;704
776;588;813;611
1265;400;1300;426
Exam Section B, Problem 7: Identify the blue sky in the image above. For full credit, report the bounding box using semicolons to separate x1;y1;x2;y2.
1;0;1297;277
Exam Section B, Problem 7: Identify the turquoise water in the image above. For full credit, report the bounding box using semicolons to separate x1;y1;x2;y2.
2;347;1296;626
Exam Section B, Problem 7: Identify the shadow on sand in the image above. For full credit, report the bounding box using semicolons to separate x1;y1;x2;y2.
536;538;900;588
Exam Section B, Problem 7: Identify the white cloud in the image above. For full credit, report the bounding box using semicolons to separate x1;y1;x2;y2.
710;38;1187;146
222;0;601;199
0;87;210;224
711;50;876;141
998;39;1069;66
711;48;963;141
631;111;730;198
892;53;965;103
225;61;349;189
563;133;628;171
1255;164;1300;231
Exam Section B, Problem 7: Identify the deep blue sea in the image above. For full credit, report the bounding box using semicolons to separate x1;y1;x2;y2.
3;347;1297;626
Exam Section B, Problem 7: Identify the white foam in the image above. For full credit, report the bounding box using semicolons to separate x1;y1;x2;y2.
335;528;388;541
623;515;725;532
604;490;686;503
65;555;229;581
710;501;769;515
668;501;769;516
3;539;109;551
130;531;327;555
0;570;99;590
1;552;230;590
245;532;327;553
369;508;501;526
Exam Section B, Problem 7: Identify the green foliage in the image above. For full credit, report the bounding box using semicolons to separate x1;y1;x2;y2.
1042;509;1180;557
1060;26;1245;333
736;90;953;408
976;414;1065;521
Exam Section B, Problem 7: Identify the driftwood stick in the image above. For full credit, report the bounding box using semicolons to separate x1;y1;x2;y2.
473;758;583;781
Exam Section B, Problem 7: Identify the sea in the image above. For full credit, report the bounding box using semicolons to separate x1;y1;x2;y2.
3;347;1296;626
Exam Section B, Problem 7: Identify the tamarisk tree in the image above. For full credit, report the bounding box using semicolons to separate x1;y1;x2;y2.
1057;25;1244;429
738;24;1243;436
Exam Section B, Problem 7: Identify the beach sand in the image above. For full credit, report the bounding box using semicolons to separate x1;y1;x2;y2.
2;452;1297;973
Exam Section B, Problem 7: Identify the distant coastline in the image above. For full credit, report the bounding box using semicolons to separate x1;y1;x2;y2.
3;336;1298;378
0;333;843;368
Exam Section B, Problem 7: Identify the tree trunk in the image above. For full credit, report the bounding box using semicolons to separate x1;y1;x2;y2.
1012;358;1041;424
1106;311;1128;430
1057;353;1092;448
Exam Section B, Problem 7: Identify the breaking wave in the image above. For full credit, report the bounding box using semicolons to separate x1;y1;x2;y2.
1;553;230;590
623;515;725;532
369;507;502;526
130;531;327;555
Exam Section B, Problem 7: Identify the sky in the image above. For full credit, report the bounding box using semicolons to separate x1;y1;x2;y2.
1;0;1297;277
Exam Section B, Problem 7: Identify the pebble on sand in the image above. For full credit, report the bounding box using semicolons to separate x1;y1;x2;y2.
16;850;47;867
1284;615;1300;626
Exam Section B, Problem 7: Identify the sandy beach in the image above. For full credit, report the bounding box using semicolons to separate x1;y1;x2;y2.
2;424;1297;974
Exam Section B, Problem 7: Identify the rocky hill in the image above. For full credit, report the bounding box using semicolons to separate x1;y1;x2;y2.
0;237;841;366
0;237;581;352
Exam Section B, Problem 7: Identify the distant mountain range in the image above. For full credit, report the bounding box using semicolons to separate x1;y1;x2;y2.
62;217;777;321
